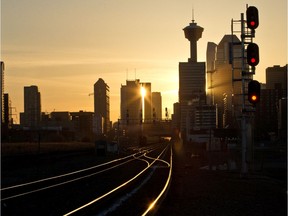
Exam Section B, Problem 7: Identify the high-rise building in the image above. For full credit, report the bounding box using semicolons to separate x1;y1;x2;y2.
120;79;152;125
121;79;141;125
266;65;287;91
152;92;162;121
172;102;181;133
179;19;206;136
278;98;287;143
3;93;12;128
255;65;287;139
1;61;4;125
94;78;110;134
142;82;152;121
22;85;41;128
193;105;216;130
71;111;94;141
206;42;217;105
2;93;11;141
206;35;242;128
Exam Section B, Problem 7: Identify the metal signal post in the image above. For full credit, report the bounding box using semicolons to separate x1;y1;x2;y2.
231;6;260;175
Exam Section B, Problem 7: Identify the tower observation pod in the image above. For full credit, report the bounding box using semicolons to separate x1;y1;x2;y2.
183;20;204;62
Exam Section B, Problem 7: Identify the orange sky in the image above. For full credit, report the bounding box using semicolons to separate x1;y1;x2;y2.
1;0;287;123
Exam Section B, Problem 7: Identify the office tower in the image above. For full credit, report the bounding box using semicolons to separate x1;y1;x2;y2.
121;79;142;125
1;61;4;125
2;93;11;141
179;19;206;136
206;42;217;105
23;85;41;128
278;98;287;143
94;78;110;134
193;105;216;130
207;35;242;128
120;79;152;125
71;111;94;141
3;93;12;128
255;65;287;139
266;65;287;91
172;102;180;132
152;92;162;121
142;82;152;121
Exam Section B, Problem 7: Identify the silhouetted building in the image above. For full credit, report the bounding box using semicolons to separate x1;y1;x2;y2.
256;88;279;135
152;92;162;121
22;85;41;128
48;111;73;131
179;19;206;138
206;42;217;105
1;61;4;125
278;98;287;143
51;111;71;122
94;78;110;134
255;65;287;140
121;79;141;125
193;105;216;130
186;105;216;143
207;35;242;129
40;112;51;127
142;82;152;121
2;93;11;140
71;111;94;141
3;93;12;129
171;102;181;138
120;79;152;125
266;65;287;91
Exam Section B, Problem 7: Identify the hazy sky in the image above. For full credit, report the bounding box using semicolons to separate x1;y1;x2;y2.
1;0;287;123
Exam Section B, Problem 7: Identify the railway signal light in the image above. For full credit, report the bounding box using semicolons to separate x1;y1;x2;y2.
248;80;260;105
246;6;259;29
247;43;259;66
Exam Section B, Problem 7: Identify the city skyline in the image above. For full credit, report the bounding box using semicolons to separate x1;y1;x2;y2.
2;0;287;123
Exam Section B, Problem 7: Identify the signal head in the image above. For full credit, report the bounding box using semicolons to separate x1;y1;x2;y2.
248;80;261;105
246;6;259;29
247;43;259;67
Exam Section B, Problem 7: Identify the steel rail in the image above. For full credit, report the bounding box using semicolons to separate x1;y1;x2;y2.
1;158;136;201
1;147;157;201
63;143;170;216
142;143;173;215
1;153;135;191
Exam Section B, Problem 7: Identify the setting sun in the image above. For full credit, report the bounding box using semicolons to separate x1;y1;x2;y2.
141;86;146;97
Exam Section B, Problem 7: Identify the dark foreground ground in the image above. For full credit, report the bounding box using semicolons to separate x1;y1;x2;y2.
157;141;287;216
1;141;287;216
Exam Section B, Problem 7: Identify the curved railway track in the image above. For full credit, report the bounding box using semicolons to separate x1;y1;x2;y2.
1;142;172;216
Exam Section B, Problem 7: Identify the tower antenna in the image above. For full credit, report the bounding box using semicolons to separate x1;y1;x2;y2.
192;4;195;23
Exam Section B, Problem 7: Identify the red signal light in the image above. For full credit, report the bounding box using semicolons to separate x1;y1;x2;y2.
246;6;259;29
247;43;259;66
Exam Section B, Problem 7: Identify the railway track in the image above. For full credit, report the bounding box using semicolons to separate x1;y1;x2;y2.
1;142;172;215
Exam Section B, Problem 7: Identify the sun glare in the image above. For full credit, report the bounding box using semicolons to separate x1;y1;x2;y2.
140;86;146;122
141;86;146;97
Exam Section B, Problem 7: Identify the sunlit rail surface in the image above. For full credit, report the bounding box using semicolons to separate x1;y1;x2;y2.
1;142;172;215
